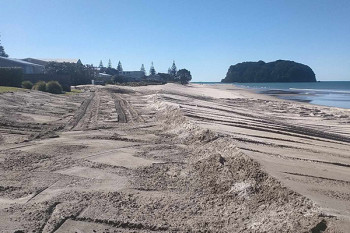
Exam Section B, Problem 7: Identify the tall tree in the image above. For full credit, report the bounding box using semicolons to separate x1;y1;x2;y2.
149;62;156;75
99;60;104;68
117;61;123;72
177;69;192;84
0;34;9;58
170;60;177;76
108;59;112;68
140;64;146;75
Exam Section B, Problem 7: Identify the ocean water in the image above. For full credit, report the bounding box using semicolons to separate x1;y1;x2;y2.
192;81;350;109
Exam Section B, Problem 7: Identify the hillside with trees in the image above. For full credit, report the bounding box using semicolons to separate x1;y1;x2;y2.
221;60;316;83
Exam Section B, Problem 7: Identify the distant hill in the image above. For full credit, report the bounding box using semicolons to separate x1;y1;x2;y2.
221;60;316;83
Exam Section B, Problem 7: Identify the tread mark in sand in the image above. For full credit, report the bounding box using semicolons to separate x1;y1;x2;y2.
111;93;127;123
65;92;95;130
168;96;350;144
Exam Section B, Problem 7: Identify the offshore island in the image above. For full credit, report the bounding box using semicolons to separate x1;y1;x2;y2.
221;60;317;83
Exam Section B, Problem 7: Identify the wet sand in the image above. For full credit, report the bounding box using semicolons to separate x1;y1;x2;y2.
0;84;349;232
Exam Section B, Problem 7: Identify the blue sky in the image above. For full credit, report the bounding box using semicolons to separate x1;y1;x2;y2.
1;0;350;81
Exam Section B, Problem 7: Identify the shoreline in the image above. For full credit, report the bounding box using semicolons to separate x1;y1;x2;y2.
191;82;350;110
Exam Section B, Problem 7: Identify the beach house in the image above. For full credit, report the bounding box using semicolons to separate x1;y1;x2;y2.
0;57;45;74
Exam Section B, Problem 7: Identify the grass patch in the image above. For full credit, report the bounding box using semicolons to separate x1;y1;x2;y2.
0;86;24;94
65;89;82;95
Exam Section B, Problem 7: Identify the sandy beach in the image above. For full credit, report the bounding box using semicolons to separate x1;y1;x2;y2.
0;83;349;232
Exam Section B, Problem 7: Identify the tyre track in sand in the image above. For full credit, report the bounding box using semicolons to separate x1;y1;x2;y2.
156;88;350;223
65;91;95;130
66;89;131;130
111;93;127;123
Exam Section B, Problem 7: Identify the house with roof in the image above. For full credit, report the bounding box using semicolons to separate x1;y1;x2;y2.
0;57;45;74
21;58;80;66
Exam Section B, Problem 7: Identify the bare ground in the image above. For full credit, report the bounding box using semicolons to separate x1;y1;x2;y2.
0;84;349;232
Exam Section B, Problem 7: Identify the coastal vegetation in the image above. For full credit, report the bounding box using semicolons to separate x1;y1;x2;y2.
177;69;192;84
100;60;192;85
21;81;33;89
149;62;156;75
31;80;64;94
33;81;47;92
46;81;63;94
1;56;192;91
221;60;316;83
45;61;95;86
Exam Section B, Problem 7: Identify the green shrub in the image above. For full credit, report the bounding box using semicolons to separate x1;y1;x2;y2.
23;74;72;92
46;81;63;94
21;81;33;89
0;68;23;87
33;81;47;92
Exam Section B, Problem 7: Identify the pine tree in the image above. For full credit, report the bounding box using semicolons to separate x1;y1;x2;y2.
0;34;9;58
77;59;83;65
108;59;112;68
117;61;123;72
140;64;146;75
170;60;177;76
149;62;156;75
99;60;104;68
